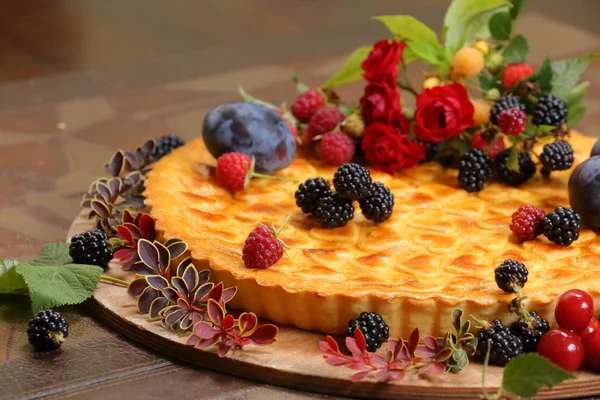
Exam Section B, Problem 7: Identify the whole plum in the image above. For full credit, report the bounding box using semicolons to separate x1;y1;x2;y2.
591;139;600;157
202;102;296;173
569;156;600;230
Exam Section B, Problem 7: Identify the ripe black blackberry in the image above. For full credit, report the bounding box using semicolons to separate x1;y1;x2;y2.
494;149;536;186
358;182;394;222
151;134;185;161
532;94;568;126
457;149;493;192
27;310;69;352
475;319;524;366
346;312;389;352
313;194;355;228
295;177;332;214
540;206;581;245
539;141;574;176
495;259;528;293
511;311;550;353
414;139;438;163
69;230;113;269
490;95;526;125
332;163;372;200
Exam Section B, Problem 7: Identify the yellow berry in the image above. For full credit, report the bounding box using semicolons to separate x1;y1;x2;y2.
423;76;442;89
452;47;485;78
475;40;490;54
486;52;504;73
341;114;365;137
486;88;501;101
472;99;491;125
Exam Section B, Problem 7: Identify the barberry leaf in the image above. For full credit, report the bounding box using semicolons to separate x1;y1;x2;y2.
373;15;440;46
550;54;600;98
502;353;576;398
322;46;371;89
503;34;529;64
0;259;27;294
30;242;73;266
488;10;512;40
16;263;103;312
509;0;530;19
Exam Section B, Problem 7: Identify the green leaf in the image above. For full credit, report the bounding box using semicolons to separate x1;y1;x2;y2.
503;34;529;64
16;263;103;312
444;0;510;51
373;15;439;45
405;41;447;67
489;11;512;40
238;86;278;109
533;57;553;92
0;259;27;294
478;72;492;90
538;125;557;133
567;104;587;128
30;242;73;267
551;54;599;98
509;0;531;19
322;46;371;89
506;146;519;171
564;81;590;108
502;353;576;398
463;7;507;44
291;74;310;94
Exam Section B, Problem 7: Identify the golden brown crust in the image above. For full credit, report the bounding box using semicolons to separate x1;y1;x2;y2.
145;131;600;337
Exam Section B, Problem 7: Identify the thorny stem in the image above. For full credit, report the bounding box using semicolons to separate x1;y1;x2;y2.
100;275;129;287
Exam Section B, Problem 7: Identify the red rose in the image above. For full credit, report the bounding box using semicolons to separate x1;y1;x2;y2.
361;39;405;82
360;80;403;126
414;83;474;143
362;122;426;173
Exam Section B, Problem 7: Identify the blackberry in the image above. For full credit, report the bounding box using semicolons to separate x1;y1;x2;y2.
539;141;574;176
151;134;185;161
346;312;389;352
358;182;394;222
414;139;438;163
511;311;551;353
295;177;332;214
457;149;493;192
540;206;581;245
532;94;568;127
333;163;372;201
314;194;355;228
495;259;528;293
494;149;536;186
490;95;526;125
475;319;524;366
27;310;69;352
69;230;113;269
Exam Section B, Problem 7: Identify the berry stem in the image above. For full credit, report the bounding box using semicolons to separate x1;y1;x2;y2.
100;275;129;287
396;79;419;97
250;172;298;183
275;214;292;237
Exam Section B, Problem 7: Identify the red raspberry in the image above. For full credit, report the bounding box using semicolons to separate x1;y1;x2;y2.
215;152;274;191
307;106;345;141
502;63;534;89
291;89;325;123
498;108;528;135
317;131;355;166
471;131;505;158
242;218;288;269
510;204;546;241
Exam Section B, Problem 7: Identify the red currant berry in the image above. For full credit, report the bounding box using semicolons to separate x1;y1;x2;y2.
579;317;600;341
555;289;594;332
584;330;600;371
537;329;585;371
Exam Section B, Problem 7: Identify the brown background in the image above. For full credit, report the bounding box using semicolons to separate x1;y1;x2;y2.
1;1;600;399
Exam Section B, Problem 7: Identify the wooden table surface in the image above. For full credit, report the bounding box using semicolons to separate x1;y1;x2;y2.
1;1;600;399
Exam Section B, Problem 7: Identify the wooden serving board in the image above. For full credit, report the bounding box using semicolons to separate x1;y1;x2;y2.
69;212;600;400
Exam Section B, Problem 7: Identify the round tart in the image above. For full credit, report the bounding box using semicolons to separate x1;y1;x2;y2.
145;131;600;338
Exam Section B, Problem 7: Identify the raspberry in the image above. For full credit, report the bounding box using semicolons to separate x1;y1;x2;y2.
502;63;534;89
314;194;355;228
541;206;581;246
295;177;332;214
490;95;526;125
533;93;568;127
317;131;355;166
242;220;288;269
494;149;536;186
290;89;324;123
151;134;185;161
333;163;372;200
27;310;69;352
307;106;345;140
511;311;551;353
414;139;438;162
475;319;524;366
471;131;505;159
509;204;546;241
497;108;528;136
539;141;574;176
346;312;389;352
358;182;394;222
69;230;113;269
215;152;275;191
457;149;493;192
472;99;491;125
452;47;485;78
495;259;528;293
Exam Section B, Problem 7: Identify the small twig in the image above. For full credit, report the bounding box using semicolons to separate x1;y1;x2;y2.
100;275;129;287
397;79;419;97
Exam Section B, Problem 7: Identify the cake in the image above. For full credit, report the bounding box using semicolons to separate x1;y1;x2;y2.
145;130;600;338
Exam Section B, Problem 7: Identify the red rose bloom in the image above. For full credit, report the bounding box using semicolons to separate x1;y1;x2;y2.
362;122;425;173
414;83;474;143
360;80;403;126
361;39;405;82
